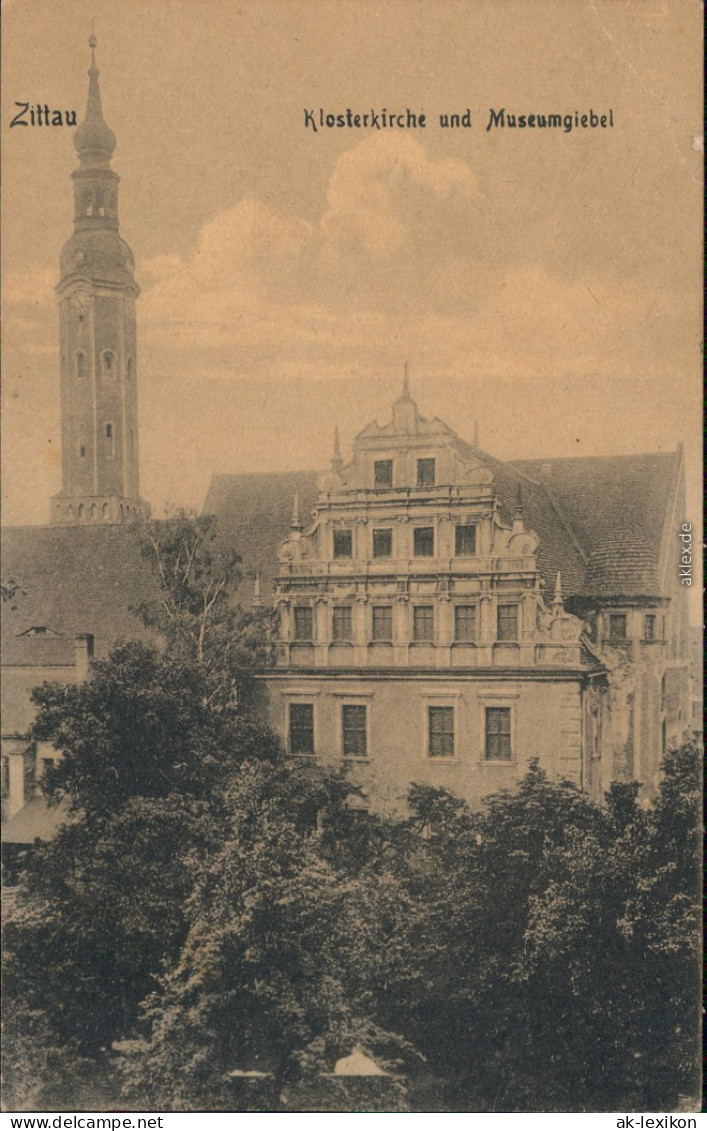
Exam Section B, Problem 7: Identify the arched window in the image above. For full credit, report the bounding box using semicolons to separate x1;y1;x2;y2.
90;503;98;521
105;422;115;457
76;352;87;379
77;504;86;522
102;351;116;378
102;502;110;521
127;358;135;381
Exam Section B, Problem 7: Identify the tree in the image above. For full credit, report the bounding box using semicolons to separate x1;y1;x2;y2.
3;512;279;1108
32;642;279;818
117;759;414;1111
134;510;272;707
359;754;700;1112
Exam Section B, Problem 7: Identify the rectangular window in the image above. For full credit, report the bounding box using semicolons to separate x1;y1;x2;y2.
289;704;314;755
485;707;512;761
293;606;314;641
455;524;477;556
413;606;434;642
455;605;477;642
428;706;454;759
372;605;393;642
609;614;627;640
333;529;352;559
414;527;435;557
644;614;656;641
373;528;393;558
342;705;367;758
497;604;518;641
332;605;353;641
374;459;393;488
417;458;436;486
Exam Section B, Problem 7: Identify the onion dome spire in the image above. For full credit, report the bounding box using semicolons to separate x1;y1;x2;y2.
74;35;117;165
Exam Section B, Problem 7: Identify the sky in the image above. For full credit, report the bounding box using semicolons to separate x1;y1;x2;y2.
2;0;703;603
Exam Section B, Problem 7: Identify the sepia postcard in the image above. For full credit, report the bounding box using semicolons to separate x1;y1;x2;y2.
1;0;703;1118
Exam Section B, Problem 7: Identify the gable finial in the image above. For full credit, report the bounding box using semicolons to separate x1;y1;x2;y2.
514;482;524;518
291;492;302;530
402;361;410;398
553;570;564;610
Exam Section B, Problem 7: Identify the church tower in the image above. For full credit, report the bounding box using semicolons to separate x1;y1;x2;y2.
51;36;149;525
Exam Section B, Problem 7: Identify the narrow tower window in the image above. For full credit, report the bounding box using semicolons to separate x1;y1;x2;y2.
105;422;115;457
102;351;116;377
76;352;87;379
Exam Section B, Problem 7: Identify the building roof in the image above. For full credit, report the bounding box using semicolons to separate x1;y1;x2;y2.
202;471;320;604
508;451;680;568
585;538;661;598
1;525;158;664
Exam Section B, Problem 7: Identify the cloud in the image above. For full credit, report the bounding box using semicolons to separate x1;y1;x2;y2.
6;137;691;392
320;133;476;261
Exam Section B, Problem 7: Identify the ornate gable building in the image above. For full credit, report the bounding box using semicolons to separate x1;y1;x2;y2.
242;379;690;811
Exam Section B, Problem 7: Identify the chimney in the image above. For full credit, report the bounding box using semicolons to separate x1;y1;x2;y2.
74;633;94;679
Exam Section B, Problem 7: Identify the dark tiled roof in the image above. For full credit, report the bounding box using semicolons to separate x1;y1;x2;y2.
202;471;320;603
1;525;158;664
5;631;78;668
585;538;660;597
509;451;680;569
